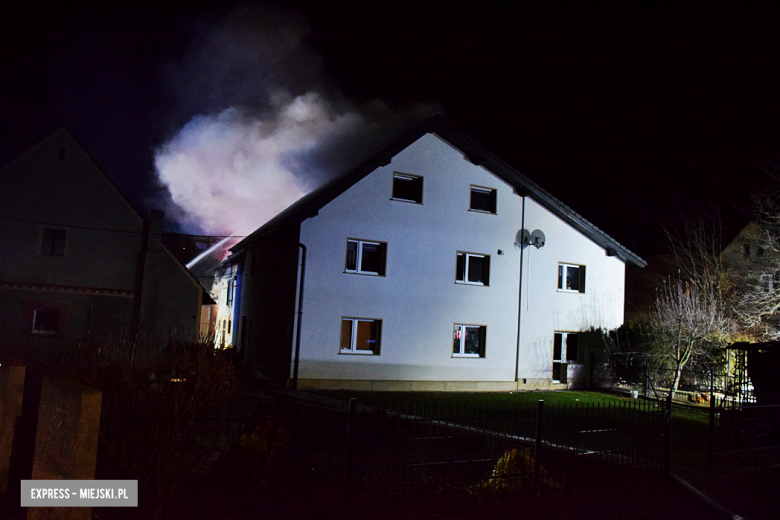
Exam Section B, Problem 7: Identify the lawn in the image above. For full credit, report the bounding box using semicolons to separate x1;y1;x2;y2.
311;388;638;407
311;388;712;469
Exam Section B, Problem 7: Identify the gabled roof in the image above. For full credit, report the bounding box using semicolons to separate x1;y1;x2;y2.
232;115;646;267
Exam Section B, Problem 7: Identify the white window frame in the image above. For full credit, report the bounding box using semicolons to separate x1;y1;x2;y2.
340;318;381;355
453;324;485;358
557;263;585;293
345;239;385;276
469;185;497;214
456;252;489;285
391;173;423;203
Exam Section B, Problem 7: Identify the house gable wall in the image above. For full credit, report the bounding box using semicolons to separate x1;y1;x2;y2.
294;135;493;382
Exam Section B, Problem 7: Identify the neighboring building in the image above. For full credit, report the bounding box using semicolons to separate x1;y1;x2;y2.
226;116;645;390
0;129;211;344
209;262;238;349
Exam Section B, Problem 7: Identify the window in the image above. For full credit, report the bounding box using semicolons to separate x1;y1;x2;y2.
226;279;234;306
453;324;486;357
32;309;58;335
469;186;497;213
558;263;585;293
392;173;423;203
456;252;490;285
760;273;780;293
553;332;579;381
41;228;66;256
340;318;381;354
345;239;386;275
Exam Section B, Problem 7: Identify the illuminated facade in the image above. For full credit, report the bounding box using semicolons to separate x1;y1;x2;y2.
0;129;211;343
229;117;645;390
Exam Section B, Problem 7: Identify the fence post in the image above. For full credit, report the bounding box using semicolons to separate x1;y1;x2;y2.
534;399;544;493
664;393;672;475
707;368;715;473
344;398;357;499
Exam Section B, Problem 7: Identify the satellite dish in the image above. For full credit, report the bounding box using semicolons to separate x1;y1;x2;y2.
530;229;546;249
516;229;532;249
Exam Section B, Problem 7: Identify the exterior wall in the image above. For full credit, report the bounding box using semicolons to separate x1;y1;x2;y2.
297;134;525;383
516;198;625;386
289;133;626;388
0;130;144;291
238;227;301;380
211;265;238;348
139;245;204;338
0;130;206;343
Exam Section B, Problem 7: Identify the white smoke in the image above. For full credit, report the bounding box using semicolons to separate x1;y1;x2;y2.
154;4;438;237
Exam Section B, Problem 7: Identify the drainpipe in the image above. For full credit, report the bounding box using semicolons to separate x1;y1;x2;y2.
291;243;307;390
515;197;527;382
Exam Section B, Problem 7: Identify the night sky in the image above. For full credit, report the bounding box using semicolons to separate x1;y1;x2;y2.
4;1;780;256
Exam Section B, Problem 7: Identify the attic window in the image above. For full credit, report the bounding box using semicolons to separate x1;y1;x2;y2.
392;173;423;203
58;147;66;160
41;228;66;256
469;186;497;213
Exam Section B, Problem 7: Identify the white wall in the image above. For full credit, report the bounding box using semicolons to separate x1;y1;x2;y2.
517;198;625;382
297;133;625;384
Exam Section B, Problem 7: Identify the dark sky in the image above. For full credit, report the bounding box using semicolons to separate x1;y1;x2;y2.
3;0;780;256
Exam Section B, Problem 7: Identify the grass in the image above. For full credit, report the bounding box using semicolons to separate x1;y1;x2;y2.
316;390;709;470
311;389;638;407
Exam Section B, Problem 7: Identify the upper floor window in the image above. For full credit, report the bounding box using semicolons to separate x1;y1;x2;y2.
469;186;497;214
41;228;66;256
558;263;585;293
453;324;486;357
392;173;423;203
341;318;381;354
346;239;386;276
456;252;490;285
226;279;235;306
32;309;58;335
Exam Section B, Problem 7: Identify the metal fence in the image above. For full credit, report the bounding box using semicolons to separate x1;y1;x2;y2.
231;394;670;495
590;361;780;474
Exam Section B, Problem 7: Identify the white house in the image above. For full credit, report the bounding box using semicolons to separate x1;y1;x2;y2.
228;116;645;390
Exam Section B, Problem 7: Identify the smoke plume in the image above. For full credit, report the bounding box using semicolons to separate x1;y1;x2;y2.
154;4;438;237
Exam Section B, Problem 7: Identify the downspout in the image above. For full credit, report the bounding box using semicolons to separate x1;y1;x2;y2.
291;243;307;390
514;196;526;382
231;261;242;347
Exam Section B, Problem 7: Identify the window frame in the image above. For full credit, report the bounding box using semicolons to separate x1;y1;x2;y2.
391;172;424;204
557;263;586;293
32;308;58;335
455;252;490;286
340;317;382;355
345;239;387;276
469;185;497;214
553;331;580;382
41;228;67;257
452;323;486;358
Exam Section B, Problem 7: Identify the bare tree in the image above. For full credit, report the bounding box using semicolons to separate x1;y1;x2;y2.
649;278;729;398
